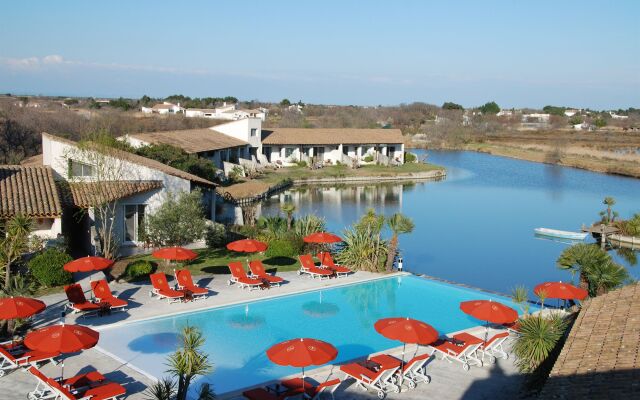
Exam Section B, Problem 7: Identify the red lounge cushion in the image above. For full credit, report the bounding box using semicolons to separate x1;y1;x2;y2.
184;285;208;295
262;275;284;283
157;289;184;299
243;388;278;400
20;350;59;364
403;353;430;372
340;363;378;381
103;297;128;308
328;265;351;273
281;377;314;390
307;267;332;276
236;277;263;285
83;382;126;400
62;370;105;389
72;302;101;311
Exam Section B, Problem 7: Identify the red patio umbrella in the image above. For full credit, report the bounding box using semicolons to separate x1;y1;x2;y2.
534;281;588;301
460;300;518;344
0;297;46;320
64;256;114;273
303;232;342;266
375;317;438;385
25;324;99;354
226;239;268;253
152;247;198;261
267;338;337;392
302;232;342;244
25;323;99;379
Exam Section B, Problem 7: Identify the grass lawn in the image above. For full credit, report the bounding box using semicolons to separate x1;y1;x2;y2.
116;247;301;283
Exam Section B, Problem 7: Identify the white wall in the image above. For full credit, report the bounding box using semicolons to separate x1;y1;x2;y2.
31;217;62;239
213;118;262;151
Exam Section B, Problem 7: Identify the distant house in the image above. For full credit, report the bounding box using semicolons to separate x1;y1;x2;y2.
564;109;580;117
287;104;304;113
609;112;629;120
185;103;267;121
142;102;185;115
0;165;63;241
497;109;520;117
121;119;255;169
35;133;216;256
522;113;551;123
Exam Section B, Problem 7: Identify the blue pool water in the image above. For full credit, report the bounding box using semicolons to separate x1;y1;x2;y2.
98;275;532;394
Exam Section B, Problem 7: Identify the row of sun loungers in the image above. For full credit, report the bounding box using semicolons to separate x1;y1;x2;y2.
243;329;515;400
27;365;126;400
65;281;128;316
298;253;352;279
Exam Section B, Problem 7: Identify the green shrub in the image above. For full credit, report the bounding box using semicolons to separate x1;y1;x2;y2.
296;160;308;168
125;260;155;279
404;152;417;163
363;154;374;162
205;223;228;248
29;248;73;287
265;238;304;258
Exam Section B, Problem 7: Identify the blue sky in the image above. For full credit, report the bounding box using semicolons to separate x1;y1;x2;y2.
1;1;638;109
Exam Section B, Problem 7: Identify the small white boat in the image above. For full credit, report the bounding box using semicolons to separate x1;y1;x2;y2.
534;228;588;241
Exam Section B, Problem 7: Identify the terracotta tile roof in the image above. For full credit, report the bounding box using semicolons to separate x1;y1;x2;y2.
43;133;215;187
0;165;62;218
540;283;640;399
59;180;164;208
128;128;248;154
261;128;405;145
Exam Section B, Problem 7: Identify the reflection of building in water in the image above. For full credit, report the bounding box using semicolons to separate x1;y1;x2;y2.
217;183;405;225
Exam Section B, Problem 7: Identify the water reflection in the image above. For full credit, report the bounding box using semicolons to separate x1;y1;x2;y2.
128;332;178;354
227;304;266;330
543;164;565;201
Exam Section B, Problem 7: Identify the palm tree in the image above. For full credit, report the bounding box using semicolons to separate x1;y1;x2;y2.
557;243;628;297
384;213;415;272
280;202;296;231
600;196;617;224
0;214;32;289
511;285;530;316
145;326;214;400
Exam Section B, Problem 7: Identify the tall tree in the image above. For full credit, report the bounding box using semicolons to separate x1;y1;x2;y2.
144;190;207;247
600;196;617;224
280;202;296;231
0;214;32;288
384;213;414;271
557;243;628;297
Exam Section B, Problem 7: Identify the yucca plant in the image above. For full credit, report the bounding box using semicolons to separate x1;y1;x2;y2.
337;228;387;272
513;313;568;373
511;285;530;316
293;215;326;238
280;203;296;231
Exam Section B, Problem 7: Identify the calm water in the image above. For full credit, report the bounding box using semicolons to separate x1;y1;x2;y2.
99;276;532;394
255;150;640;293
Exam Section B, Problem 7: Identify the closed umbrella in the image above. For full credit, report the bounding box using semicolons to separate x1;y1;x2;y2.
267;338;337;394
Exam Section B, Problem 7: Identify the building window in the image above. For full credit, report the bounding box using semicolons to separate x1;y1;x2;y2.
124;204;146;243
250;128;257;137
285;147;295;159
68;160;94;178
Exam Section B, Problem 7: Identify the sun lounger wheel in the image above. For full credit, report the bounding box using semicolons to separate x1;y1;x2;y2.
393;384;400;393
0;370;4;377
463;363;470;371
488;355;496;364
408;380;417;389
377;390;386;399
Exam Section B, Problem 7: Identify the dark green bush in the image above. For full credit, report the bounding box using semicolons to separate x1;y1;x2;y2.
363;154;374;162
125;260;155;279
404;152;417;163
265;238;304;258
29;248;73;287
205;223;228;248
296;160;308;168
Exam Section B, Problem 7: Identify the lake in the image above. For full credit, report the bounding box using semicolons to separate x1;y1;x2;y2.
227;150;640;294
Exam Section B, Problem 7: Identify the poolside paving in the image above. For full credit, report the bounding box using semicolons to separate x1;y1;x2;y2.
0;271;529;399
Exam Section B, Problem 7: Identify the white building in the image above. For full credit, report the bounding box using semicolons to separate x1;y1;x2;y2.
564;109;580;117
185;103;267;121
522;113;551;122
38;133;216;256
122;118;406;168
142;102;185;115
609;112;629;120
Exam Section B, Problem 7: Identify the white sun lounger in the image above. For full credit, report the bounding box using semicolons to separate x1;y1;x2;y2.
429;337;483;371
340;362;399;399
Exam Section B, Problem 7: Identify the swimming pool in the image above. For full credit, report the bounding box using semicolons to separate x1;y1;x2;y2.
97;275;531;394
